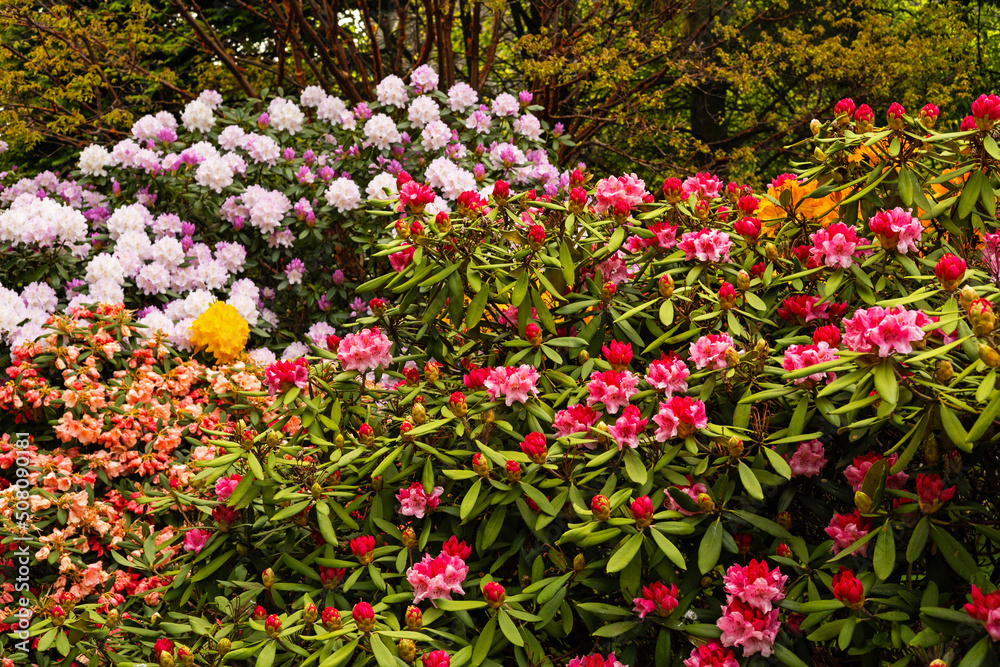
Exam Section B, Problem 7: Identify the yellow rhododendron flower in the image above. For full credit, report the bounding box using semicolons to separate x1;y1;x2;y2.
189;302;249;365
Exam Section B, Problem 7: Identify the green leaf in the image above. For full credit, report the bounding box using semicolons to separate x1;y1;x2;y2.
559;241;575;287
318;638;359;667
956;636;991;667
930;525;981;581
512;272;529;307
471;615;497;665
897;167;917;207
190;548;235;582
907;516;930;563
838;615;858;652
938;403;969;452
498;610;524;646
593;620;640;638
957;168;985;219
699;520;723;574
774;643;812;667
466;285;490;330
460;480;482;521
607;533;644;573
763;445;792;479
737;461;764;500
874;523;896;580
873;360;898;406
623;448;647;485
256;641;277;667
967;388;1000;442
370;634;397;667
806;618;847;642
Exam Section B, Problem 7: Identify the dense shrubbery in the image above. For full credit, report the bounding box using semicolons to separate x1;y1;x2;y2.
5;91;1000;667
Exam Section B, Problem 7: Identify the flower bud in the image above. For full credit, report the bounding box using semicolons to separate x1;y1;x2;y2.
264;614;281;638
398;638;417;663
765;242;779;262
266;430;283;447
735;533;752;555
216;638;231;655
506;459;521;483
359;423;375;446
736;270;751;293
106;609;120;628
483;409;495;423
591;494;611;521
335;433;345;450
353;602;375;633
310;482;324;500
725;348;740;368
253;605;267;621
854;491;873;514
630;495;654;530
493;180;510;204
726;436;743;458
524;323;543;348
435;211;451;234
809;118;822;136
658;273;674;298
400;418;415;443
372;475;383;491
568;186;588;214
405;605;423;631
775;511;792;530
573;554;586;572
959;285;978;312
351;535;376;565
886;102;906;131
303;603;319;624
527;224;545;251
178;646;194;667
980;344;1000;368
935;360;953;383
696;493;715;512
472;452;491;477
483;581;506;608
401;526;417;549
49;605;66;627
718;282;737;310
601;281;617;301
694;199;711;220
448;391;467;417
662;178;683;203
578;349;591;364
521;431;548;464
262;568;275;589
159;652;175;667
369;298;386;317
322;607;342;631
425;361;441;382
411;403;427;425
777;543;793;558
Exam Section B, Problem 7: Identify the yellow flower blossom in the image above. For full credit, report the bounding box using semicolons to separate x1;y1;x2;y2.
189;302;249;365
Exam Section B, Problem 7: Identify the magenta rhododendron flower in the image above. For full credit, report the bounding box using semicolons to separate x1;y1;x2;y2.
843;453;909;492
777;294;846;325
484;365;540;406
688;333;734;370
592;173;648;215
717;598;781;657
832;568;865;610
842;305;927;356
396;482;444;519
646;352;689;394
215;474;241;501
787;440;827;477
609;405;647;450
809;222;869;269
678;228;731;262
653;396;708;441
337;327;393;372
553;403;599;444
586;369;639;414
633;581;678;618
264;357;308;395
683;641;739;667
781;341;838;384
915;473;956;513
389;244;416;272
723;560;788;613
183;528;210;553
965;586;1000;640
825;510;872;556
406;543;469;606
566;653;628;667
869;208;921;253
681;172;722;200
834;97;856;120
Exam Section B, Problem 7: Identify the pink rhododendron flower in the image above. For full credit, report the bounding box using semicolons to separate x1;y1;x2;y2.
681;172;722;200
389;244;416;272
781;341;838;384
646;352;689;394
653;396;708;441
633;581;679;618
869;207;922;254
678;229;731;262
593;173;649;215
396;482;444;519
788;440;827;477
264;358;308;395
484;365;540;406
843;453;909;492
809;222;869;269
183;528;210;553
777;294;846;325
825;510;872;556
406;549;469;606
553;404;599;445
663;481;707;515
717;598;781;657
215;474;241;501
964;586;1000;641
337;327;393;372
689;333;734;370
723;560;788;613
842;305;927;356
609;405;647;450
683;641;739;667
586;370;639;414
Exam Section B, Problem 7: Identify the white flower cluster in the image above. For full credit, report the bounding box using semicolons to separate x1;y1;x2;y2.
0;194;89;253
425;157;478;200
325;178;362;213
268;98;305;134
0;282;57;348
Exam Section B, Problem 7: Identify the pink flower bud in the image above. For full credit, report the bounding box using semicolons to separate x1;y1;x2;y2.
718;282;737;310
493;180;510;202
472;452;491;477
253;605;267;621
352;602;375;633
359;423;375;446
524;323;543;347
264;614;281;638
734;216;761;243
832;569;865;610
935;253;966;291
834;97;856;121
662;177;683;203
422;650;450;667
520;432;547;464
483;582;506;608
351;535;376;565
886;102;906;131
972;94;1000;131
322;607;342;631
630;495;654;529
405;605;423;631
591;494;611;521
919;103;940;129
505;460;521;483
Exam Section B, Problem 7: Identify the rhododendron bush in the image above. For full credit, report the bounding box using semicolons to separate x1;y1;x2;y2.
6;95;1000;667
